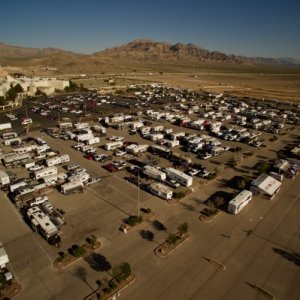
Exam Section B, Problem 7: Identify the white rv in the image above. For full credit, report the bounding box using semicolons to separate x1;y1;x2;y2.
143;165;166;181
0;170;10;186
104;141;123;151
164;167;193;187
148;182;173;200
228;190;252;215
34;166;58;180
61;180;83;194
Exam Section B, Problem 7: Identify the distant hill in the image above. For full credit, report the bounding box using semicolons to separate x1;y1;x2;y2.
0;39;299;73
95;39;241;64
234;55;300;66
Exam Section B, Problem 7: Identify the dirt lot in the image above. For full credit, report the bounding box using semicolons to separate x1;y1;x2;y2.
121;72;300;102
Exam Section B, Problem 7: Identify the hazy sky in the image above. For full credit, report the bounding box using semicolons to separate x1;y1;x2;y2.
1;0;300;59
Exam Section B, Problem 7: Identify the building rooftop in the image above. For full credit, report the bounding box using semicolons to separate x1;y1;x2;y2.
252;174;281;196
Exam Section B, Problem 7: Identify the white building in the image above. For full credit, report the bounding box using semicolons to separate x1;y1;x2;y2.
0;74;69;97
250;174;281;199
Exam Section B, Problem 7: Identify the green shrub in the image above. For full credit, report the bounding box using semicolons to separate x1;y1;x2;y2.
125;215;143;226
227;157;237;168
109;281;118;289
86;235;97;247
206;173;217;180
71;245;86;257
173;191;186;199
103;287;112;294
201;208;219;217
113;262;132;282
166;233;180;245
178;222;188;234
255;161;271;174
0;275;8;290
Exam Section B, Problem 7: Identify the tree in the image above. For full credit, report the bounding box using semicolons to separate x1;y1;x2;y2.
166;233;180;245
35;89;47;97
178;222;188;234
14;83;24;93
5;86;17;101
256;161;271;174
227;157;237;168
64;80;79;92
84;253;112;272
113;262;132;282
0;96;6;106
236;178;246;190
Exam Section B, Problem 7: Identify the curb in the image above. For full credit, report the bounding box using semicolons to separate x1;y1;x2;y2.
154;233;190;257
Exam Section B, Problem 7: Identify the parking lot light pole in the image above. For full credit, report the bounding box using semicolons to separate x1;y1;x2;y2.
137;171;140;219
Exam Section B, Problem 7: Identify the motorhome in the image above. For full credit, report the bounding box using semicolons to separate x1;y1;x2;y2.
164;167;193;187
2;132;18;140
34;166;58;180
0;123;12;131
27;206;60;245
228;190;253;215
104;141;123;151
148;182;173;200
0;170;10;186
143;165;166;181
61;180;83;194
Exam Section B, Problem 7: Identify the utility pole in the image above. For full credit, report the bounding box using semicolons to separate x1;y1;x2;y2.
137;171;140;218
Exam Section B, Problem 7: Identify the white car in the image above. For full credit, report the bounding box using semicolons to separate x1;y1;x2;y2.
21;118;33;125
29;196;48;207
29;165;44;172
201;153;212;160
188;168;200;176
114;150;126;157
86;177;102;186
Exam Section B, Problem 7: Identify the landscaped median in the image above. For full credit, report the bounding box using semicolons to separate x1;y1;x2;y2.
53;235;101;271
199;207;220;222
119;208;154;233
154;223;190;257
0;279;22;299
84;262;135;300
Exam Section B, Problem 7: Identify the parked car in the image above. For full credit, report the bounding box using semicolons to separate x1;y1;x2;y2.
114;150;126;157
199;153;212;160
187;168;200;176
163;179;180;188
29;164;44;172
86;177;102;185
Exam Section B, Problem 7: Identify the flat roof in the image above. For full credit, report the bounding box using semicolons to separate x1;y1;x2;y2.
229;190;252;206
149;182;172;194
252;174;281;196
27;206;57;235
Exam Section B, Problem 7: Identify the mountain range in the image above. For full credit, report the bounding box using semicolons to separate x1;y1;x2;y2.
0;39;299;72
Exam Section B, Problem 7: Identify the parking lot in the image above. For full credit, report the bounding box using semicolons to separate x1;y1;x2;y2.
0;86;300;299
